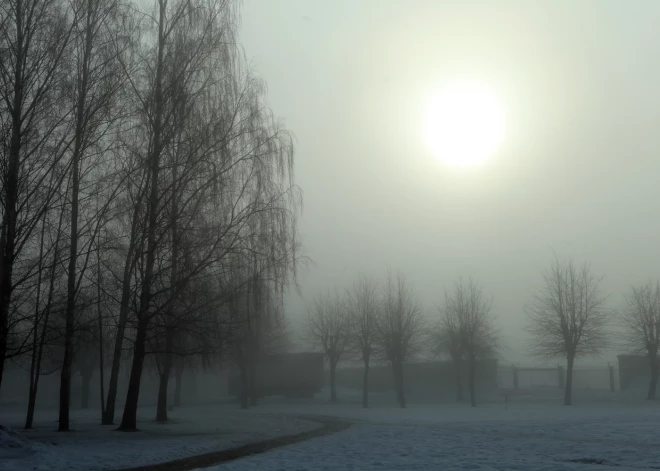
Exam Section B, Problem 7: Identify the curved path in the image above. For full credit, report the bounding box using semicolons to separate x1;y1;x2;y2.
117;416;351;471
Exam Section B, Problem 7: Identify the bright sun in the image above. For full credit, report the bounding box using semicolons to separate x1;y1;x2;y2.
423;81;506;168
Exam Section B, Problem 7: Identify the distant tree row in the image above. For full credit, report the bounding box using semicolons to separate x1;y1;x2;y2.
306;270;497;408
307;257;660;408
0;0;300;431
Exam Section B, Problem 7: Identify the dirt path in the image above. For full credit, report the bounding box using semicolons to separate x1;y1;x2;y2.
116;417;351;471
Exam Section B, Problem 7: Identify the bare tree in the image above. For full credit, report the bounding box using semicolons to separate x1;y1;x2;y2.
0;0;74;392
620;281;660;400
347;275;379;408
431;309;464;402
58;0;125;432
526;257;609;405
307;291;350;403
24;186;68;428
377;271;425;408
440;277;497;407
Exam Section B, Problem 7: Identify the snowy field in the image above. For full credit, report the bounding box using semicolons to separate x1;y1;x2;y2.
0;404;319;471
208;388;660;471
2;388;660;471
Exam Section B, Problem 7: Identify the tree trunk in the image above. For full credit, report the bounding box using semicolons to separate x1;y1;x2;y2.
647;353;658;400
118;318;148;431
25;214;47;429
248;358;258;406
103;220;139;425
329;362;337;403
97;224;105;416
0;0;25;394
362;359;370;408
173;359;183;408
454;357;464;402
81;371;93;409
156;330;174;422
239;363;249;409
397;361;406;408
564;354;575;406
117;0;166;431
468;354;477;407
25;378;39;429
156;367;171;422
60;1;96;431
25;212;62;428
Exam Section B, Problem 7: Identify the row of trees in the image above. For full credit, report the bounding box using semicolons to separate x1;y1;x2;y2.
528;257;660;405
307;271;497;408
307;257;660;409
0;0;300;431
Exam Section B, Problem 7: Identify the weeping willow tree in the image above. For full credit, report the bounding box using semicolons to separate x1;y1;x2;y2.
113;0;300;429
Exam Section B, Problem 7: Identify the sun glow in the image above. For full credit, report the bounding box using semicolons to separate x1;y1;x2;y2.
423;81;506;168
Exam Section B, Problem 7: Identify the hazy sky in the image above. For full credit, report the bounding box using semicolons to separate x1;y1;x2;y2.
239;1;660;365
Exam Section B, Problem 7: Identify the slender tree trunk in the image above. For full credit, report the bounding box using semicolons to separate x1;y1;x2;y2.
155;355;172;422
97;229;105;416
60;2;96;431
248;355;258;406
156;369;171;422
26;200;65;428
647;353;658;401
397;361;406;408
454;357;464;402
0;0;26;394
564;354;575;406
25;214;46;428
103;215;139;425
118;317;148;431
25;369;39;429
81;370;93;409
362;357;370;408
156;330;174;422
25;277;56;429
173;359;183;408
239;362;249;409
468;353;477;407
119;1;166;431
329;361;337;403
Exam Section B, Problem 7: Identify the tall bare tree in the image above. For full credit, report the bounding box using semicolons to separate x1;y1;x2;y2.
621;281;660;400
440;277;497;407
526;257;609;405
347;275;379;408
432;307;464;402
0;0;74;392
377;271;425;408
24;183;68;428
58;0;125;432
307;291;350;403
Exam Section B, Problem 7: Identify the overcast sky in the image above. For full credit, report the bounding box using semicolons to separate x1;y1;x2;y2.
239;1;660;365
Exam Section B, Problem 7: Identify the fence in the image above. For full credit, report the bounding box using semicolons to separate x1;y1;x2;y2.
498;364;618;391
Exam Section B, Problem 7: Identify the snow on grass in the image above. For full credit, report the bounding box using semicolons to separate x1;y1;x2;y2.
0;404;319;471
212;421;660;471
3;388;660;471
201;390;660;471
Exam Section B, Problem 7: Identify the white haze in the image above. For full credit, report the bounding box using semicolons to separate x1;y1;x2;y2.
240;0;660;364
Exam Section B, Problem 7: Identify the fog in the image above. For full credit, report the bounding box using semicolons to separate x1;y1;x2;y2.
241;0;660;363
3;1;660;470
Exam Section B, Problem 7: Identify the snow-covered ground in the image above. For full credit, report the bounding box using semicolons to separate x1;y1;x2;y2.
3;387;660;471
202;388;660;471
0;404;319;471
